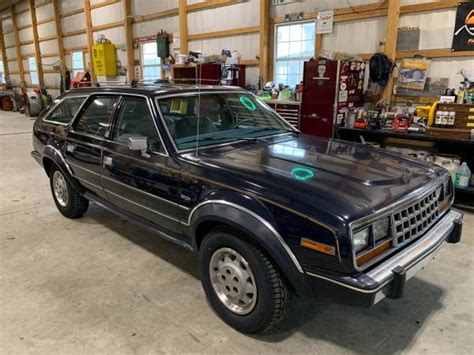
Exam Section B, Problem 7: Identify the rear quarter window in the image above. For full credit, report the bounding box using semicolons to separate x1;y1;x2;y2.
44;96;86;124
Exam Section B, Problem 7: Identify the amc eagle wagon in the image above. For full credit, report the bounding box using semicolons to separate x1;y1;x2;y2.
32;84;463;334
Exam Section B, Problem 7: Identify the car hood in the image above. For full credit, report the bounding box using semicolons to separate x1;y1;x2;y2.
182;134;444;226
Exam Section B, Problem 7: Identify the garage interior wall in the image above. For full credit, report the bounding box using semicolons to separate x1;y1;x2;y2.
0;0;472;98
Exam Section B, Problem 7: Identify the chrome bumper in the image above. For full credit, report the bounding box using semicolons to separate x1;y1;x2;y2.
307;208;463;305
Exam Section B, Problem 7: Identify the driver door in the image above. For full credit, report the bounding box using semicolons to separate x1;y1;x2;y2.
101;96;185;235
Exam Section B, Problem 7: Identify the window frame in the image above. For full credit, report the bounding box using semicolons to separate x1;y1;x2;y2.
72;94;121;139
110;96;166;155
273;20;316;87
28;57;39;85
72;50;85;78
43;95;88;126
141;41;162;82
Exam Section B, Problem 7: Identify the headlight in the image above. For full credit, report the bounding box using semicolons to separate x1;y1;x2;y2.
373;218;390;242
353;228;369;252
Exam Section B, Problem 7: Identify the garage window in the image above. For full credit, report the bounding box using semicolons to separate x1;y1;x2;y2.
72;51;85;78
142;41;161;82
274;21;315;87
0;60;5;83
28;57;39;85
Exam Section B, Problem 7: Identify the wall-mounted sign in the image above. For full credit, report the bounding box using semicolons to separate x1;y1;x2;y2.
452;2;474;52
317;10;333;34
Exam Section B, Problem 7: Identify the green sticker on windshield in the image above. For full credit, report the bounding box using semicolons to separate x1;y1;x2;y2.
240;96;256;111
291;167;314;181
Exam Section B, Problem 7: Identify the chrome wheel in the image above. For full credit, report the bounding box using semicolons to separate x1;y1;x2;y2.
52;170;68;207
209;247;257;315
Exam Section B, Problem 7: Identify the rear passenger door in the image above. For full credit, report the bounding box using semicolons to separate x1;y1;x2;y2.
101;96;185;235
65;95;119;198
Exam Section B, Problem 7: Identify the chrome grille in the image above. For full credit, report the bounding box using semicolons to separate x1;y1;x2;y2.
392;190;439;245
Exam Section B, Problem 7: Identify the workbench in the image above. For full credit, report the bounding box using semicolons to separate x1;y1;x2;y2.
335;127;474;207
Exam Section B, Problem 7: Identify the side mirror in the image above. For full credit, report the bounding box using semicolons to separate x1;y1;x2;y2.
128;136;150;158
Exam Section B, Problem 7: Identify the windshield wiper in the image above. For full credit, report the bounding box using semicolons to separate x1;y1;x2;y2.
241;127;295;140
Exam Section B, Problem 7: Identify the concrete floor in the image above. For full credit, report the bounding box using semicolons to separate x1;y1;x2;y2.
0;110;473;355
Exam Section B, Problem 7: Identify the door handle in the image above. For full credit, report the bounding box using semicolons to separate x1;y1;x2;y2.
66;143;75;153
103;156;113;167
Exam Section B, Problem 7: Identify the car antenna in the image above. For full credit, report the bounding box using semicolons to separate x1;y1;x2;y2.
194;64;203;158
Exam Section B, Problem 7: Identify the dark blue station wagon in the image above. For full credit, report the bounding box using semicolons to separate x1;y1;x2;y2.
32;84;463;334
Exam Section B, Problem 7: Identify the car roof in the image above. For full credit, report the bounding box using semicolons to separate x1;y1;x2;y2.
66;83;246;97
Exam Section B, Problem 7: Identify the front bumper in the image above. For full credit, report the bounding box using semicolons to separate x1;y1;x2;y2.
306;208;463;307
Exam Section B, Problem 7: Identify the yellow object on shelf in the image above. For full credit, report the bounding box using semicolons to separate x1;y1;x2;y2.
92;43;117;76
415;105;431;118
427;101;440;126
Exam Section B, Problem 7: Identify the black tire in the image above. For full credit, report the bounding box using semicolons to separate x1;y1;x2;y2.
199;226;292;334
49;166;89;218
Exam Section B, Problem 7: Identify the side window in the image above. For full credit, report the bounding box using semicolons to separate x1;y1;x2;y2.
75;96;119;138
112;98;164;153
46;97;85;124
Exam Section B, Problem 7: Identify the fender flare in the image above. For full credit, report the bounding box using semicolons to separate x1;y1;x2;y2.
42;145;83;194
189;198;311;296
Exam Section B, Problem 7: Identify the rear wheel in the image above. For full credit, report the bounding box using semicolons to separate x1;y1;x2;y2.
49;166;88;218
199;227;292;334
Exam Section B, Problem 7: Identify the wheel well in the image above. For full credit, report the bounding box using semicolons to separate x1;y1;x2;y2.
195;220;227;249
42;157;54;177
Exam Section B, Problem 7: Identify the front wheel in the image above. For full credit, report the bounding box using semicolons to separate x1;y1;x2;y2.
199;227;292;334
49;166;89;218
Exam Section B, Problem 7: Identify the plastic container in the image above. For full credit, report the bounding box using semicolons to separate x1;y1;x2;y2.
454;162;471;189
434;154;461;179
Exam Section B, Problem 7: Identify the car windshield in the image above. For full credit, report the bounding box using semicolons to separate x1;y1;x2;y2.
156;92;295;150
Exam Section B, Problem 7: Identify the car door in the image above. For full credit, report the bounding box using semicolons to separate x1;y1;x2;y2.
65;95;120;199
101;95;186;235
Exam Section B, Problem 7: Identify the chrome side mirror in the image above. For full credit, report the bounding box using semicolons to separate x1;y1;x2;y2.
128;136;150;158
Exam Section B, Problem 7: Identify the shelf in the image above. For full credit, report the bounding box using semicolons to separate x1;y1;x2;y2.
335;127;474;145
392;94;439;104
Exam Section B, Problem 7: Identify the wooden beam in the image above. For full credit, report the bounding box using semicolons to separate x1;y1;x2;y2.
92;20;123;32
396;48;474;59
20;40;34;45
187;0;242;12
400;0;458;14
83;0;95;80
36;16;55;25
241;59;259;66
17;24;32;30
38;34;57;42
123;0;134;81
60;8;84;19
29;0;44;86
259;0;270;83
10;6;24;83
0;26;10;77
382;0;400;102
63;28;87;37
35;1;52;8
53;0;66;76
16;8;30;16
41;52;60;58
315;34;322;58
188;26;260;41
133;8;178;24
91;0;121;10
64;46;88;54
178;0;188;54
132;0;241;24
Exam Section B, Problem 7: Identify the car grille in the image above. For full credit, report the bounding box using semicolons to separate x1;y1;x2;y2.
392;190;439;245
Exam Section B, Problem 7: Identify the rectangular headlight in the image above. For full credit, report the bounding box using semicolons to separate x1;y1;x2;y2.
353;228;369;252
373;218;390;242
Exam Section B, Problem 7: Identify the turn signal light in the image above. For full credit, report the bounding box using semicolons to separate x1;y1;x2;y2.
300;238;336;256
